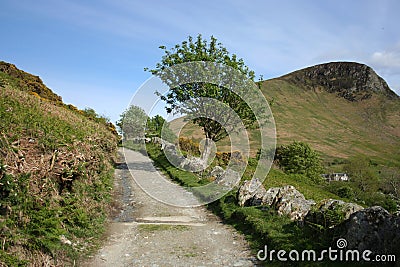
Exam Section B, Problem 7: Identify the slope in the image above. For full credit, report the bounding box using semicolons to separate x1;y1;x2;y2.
172;62;400;166
0;63;118;265
265;62;400;165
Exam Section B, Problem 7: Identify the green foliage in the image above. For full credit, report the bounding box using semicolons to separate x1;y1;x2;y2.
275;141;325;182
0;63;118;136
81;107;111;125
305;204;346;232
380;166;400;200
324;182;355;201
322;157;399;212
344;156;379;193
336;186;355;199
178;137;200;156
146;115;164;137
256;147;276;160
265;169;341;202
0;61;62;103
360;191;397;212
147;34;258;143
147;115;177;142
145;143;338;261
145;143;206;188
117;105;148;139
210;194;332;256
0;73;117;265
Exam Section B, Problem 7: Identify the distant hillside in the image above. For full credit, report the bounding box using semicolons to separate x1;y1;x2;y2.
280;61;398;101
172;62;400;166
0;63;118;265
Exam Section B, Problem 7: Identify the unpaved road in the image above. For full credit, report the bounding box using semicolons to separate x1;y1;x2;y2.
83;147;257;267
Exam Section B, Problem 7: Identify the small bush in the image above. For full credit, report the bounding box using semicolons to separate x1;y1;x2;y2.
178;137;200;156
275;141;325;183
215;151;245;166
336;186;354;199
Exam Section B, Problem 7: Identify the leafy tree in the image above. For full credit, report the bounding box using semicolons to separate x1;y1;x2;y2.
380;166;400;200
276;141;324;182
146;115;177;142
117;105;148;139
343;156;379;194
146;34;260;162
336;186;355;199
147;115;165;136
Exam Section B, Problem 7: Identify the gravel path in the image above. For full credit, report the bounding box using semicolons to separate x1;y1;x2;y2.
83;147;257;267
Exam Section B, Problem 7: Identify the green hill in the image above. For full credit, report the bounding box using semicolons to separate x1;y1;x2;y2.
172;61;400;167
0;61;63;104
0;62;118;265
265;62;400;165
163;61;400;255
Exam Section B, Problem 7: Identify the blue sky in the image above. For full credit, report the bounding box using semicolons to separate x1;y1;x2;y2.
1;0;399;123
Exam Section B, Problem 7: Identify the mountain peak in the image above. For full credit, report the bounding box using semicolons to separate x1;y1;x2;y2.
280;62;398;101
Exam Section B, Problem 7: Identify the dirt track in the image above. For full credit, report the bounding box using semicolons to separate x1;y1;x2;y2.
83;147;257;267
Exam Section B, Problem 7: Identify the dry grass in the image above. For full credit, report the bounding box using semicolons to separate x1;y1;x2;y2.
0;74;118;266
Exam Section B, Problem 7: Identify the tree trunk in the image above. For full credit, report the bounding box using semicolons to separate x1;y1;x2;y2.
201;138;212;166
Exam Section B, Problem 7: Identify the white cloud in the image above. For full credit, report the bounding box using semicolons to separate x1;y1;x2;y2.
370;46;400;70
365;43;400;95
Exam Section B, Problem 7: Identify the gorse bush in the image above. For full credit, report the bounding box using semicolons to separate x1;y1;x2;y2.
215;151;245;167
178;137;200;156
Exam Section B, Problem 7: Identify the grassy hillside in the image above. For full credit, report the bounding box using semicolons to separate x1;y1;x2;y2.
150;62;400;260
0;65;118;265
171;62;400;167
262;77;400;165
0;61;63;104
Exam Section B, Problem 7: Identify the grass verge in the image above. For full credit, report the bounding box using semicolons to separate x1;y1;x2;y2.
144;143;343;266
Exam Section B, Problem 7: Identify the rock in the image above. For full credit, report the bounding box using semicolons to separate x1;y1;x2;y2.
180;156;205;172
60;235;72;246
230;151;245;165
210;166;225;179
163;144;185;166
338;206;400;256
256;187;280;206
238;183;314;220
273;185;315;221
151;137;162;144
215;169;241;188
210;166;241;188
152;138;205;171
305;199;364;228
237;178;266;207
281;62;399;101
321;199;363;220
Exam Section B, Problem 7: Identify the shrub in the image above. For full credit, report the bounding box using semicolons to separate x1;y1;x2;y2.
336;186;354;199
178;137;200;156
275;141;325;182
215;151;245;167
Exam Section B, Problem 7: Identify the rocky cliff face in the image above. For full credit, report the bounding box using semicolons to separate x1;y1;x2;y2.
337;206;400;257
281;62;398;101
